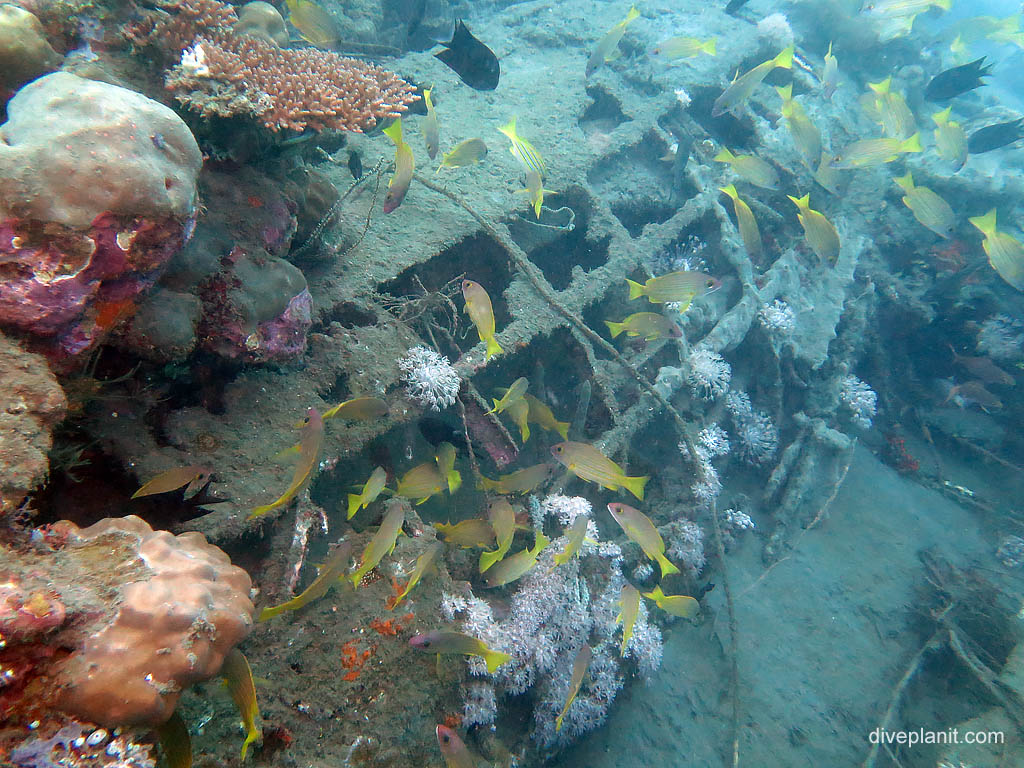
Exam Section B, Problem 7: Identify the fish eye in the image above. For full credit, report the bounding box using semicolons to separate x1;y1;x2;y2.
441;734;450;744
706;279;715;288
421;639;431;648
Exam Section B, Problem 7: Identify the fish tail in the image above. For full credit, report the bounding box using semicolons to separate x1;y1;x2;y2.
479;548;502;573
719;183;738;200
533;195;543;218
622;474;649;501
484;649;513;673
258;604;284;622
479;476;497;491
248;504;274;519
626;278;646;300
485;336;503;359
901;133;923;153
893;171;914;192
605;320;626;338
498;117;517;140
625;5;640;22
713;147;735;163
773;45;795;70
657;553;682;578
382;118;404;147
555;420;570;440
702;38;716;55
555;712;565;732
969;209;997;235
776;83;793;101
521;422;531;443
347;494;362;520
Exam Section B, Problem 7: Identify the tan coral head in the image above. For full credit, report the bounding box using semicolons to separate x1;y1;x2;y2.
54;515;255;726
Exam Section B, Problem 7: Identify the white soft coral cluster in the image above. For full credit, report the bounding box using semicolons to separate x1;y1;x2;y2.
398;345;461;411
839;374;877;429
444;542;659;747
681;422;729;505
663;520;706;576
977;314;1024;361
686;346;732;400
726;390;778;465
758;299;796;336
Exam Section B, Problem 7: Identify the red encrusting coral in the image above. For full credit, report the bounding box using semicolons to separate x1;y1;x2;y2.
340;640;376;681
369;612;415;637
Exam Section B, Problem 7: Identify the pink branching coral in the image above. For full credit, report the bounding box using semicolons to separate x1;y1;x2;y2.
127;0;239;60
166;35;418;132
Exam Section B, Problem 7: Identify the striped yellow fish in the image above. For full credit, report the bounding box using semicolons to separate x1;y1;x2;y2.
643;584;700;618
713;147;779;189
555;644;592;731
654;35;716;60
479;463;552;495
462;279;502;359
347;466;387;520
553;514;589;566
479;497;516;573
383;118;414;214
524;394;570;439
250;408;323;518
788;193;840;263
396;461;446;504
221;649;261;759
607;502;679;578
720;184;763;261
483;532;549;587
932;107;967;171
776;84;821;165
351;501;405;587
831;133;922;169
422;87;439;160
712;46;794;117
389;540;442;609
260;540;353;620
626;270;722;309
437;138;488;172
616;582;641;655
893;172;955;239
969;209;1024;292
498;117;546;178
552;442;648;500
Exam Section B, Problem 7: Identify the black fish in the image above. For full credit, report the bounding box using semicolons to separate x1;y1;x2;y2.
725;0;751;13
347;150;362;180
968;117;1024;154
435;20;499;91
924;57;993;101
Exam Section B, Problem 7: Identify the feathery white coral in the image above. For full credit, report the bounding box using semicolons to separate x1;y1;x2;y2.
697;423;730;458
726;390;778;465
977;314;1024;361
664;520;706;576
758;299;796;335
398;345;461;411
724;508;755;532
462;682;497;728
839;374;877;429
686;346;732;400
757;12;794;46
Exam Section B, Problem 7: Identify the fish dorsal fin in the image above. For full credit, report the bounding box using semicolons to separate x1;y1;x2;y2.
449;19;472;47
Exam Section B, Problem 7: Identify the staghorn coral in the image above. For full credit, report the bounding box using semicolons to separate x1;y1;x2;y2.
165;35;419;133
127;0;239;59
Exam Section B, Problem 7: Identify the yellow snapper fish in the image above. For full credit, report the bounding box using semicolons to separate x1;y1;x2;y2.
321;396;389;423
893;172;955;239
462;279;502;359
606;502;680;578
969;209;1024;292
831;133;922;169
932;107;968;171
350;501;405;587
788;194;840;263
555;644;592;732
506;394;530;443
713;147;780;189
653;35;716;60
814;151;842;195
436;138;488;172
383;118;414;214
422;87;439;160
434;442;462;493
483;531;550;587
479;497;516;573
553;514;589;566
479;463;552;495
435;518;496;549
552;441;649;500
131;465;211;499
586;5;641;77
617;582;641;655
156;711;191;768
498;117;546;178
524;394;570;439
719;184;763;261
396;461;447;504
250;408;323;518
259;540;353;620
867;77;916;139
489;377;529;414
409;630;512;672
642;584;700;618
822;42;839;99
626;270;722;310
862;0;951;18
284;0;339;47
712;46;794;117
605;311;682;341
875;12;919;42
221;648;261;759
389;540;443;609
776;84;821;165
347;466;388;520
519;169;555;218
